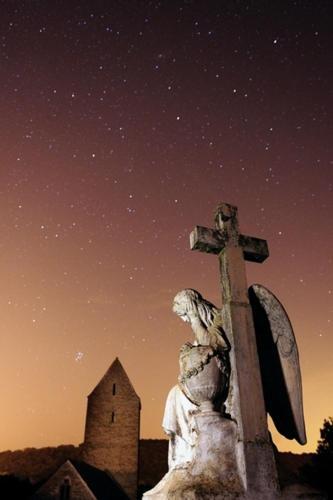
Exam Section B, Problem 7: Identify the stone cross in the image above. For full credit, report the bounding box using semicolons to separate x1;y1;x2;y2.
190;202;279;495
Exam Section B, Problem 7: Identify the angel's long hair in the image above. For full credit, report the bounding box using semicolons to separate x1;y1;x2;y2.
173;288;219;328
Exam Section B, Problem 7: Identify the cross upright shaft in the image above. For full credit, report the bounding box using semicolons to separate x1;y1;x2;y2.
190;203;279;495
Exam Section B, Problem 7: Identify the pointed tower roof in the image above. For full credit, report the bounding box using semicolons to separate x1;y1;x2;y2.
88;357;140;402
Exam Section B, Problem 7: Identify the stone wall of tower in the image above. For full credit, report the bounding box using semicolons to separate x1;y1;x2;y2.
82;358;141;500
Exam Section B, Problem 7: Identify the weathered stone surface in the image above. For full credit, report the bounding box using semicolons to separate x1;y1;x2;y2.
249;284;307;445
218;247;280;497
31;459;129;500
82;358;140;500
144;416;244;500
190;225;225;254
144;289;243;499
190;203;282;497
169;289;230;469
179;346;228;408
31;460;96;500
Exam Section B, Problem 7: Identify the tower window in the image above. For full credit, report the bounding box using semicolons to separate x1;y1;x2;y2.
111;411;116;423
112;383;116;395
59;477;71;500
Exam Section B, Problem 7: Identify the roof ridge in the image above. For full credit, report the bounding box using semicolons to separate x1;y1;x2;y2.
87;358;140;401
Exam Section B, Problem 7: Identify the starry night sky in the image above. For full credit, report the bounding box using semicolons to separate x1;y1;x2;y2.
0;1;332;454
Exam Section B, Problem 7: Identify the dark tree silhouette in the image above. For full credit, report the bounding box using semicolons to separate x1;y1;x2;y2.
317;417;333;456
0;474;32;500
302;417;333;498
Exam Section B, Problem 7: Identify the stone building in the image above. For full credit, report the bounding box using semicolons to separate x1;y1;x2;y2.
32;459;128;500
81;358;141;500
32;358;142;500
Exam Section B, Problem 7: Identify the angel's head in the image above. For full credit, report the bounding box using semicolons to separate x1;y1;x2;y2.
172;289;218;328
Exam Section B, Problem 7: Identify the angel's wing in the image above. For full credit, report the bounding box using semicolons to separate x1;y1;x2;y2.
249;284;306;445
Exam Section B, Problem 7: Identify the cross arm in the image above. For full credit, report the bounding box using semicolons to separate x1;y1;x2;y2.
190;226;269;263
190;225;225;254
239;234;269;263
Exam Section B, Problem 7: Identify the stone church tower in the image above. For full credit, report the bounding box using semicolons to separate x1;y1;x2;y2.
82;358;141;500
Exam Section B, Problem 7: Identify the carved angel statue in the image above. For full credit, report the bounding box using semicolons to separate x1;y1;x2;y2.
169;286;307;448
163;289;230;469
144;285;307;499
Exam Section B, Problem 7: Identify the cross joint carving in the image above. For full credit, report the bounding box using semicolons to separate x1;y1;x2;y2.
190;203;269;263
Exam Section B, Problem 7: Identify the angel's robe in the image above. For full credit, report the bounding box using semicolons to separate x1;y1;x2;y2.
162;384;198;469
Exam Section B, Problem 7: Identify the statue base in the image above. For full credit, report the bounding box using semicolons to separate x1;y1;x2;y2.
143;413;245;500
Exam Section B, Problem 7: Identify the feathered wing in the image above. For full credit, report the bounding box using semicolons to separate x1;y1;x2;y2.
249;284;307;445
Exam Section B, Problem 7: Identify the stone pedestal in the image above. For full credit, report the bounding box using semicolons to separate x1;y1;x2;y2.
143;413;244;500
